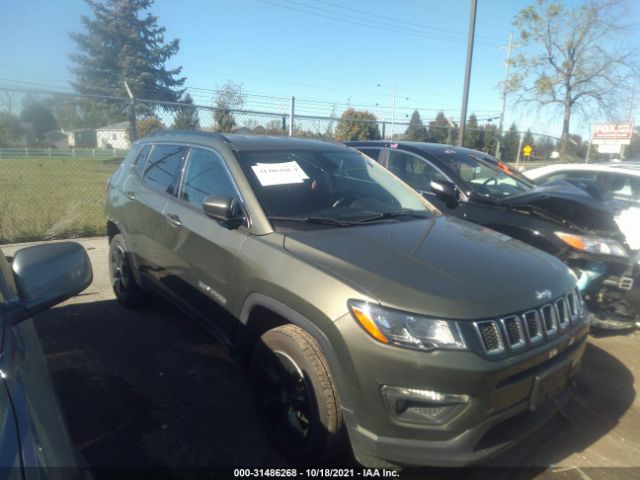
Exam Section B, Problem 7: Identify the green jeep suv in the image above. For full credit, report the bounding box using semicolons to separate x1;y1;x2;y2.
105;131;588;467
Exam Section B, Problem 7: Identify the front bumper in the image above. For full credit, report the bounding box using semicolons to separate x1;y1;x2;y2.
327;314;589;467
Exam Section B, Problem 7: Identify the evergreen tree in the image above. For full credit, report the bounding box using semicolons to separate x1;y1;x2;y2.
404;110;428;141
70;0;185;125
334;109;381;141
173;94;200;130
463;114;483;150
428;112;450;144
500;123;520;162
482;124;498;155
20;99;59;144
522;129;535;150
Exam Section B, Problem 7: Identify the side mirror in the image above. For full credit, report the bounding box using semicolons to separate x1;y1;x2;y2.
430;180;460;208
7;242;93;325
202;194;244;228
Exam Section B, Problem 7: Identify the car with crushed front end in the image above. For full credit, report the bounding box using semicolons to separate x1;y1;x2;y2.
1;242;93;479
347;141;637;331
105;131;589;467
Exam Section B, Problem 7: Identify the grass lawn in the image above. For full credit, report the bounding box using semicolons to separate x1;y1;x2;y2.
0;156;121;243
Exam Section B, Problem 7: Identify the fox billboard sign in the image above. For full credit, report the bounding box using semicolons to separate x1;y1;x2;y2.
592;122;634;144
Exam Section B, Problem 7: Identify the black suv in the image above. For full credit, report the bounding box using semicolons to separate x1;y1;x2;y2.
347;141;637;330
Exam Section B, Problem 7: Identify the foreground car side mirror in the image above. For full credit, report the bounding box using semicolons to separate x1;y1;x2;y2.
430;180;460;208
202;194;244;229
7;242;93;326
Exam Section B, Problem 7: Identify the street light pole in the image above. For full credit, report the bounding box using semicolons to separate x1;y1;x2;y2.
458;0;477;147
496;33;520;160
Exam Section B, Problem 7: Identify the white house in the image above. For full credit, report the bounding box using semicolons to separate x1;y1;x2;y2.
96;121;130;149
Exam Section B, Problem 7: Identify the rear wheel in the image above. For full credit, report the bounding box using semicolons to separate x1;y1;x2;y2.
109;234;148;308
251;324;344;464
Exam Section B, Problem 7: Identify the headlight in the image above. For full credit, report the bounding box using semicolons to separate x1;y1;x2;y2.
348;301;466;351
555;232;628;258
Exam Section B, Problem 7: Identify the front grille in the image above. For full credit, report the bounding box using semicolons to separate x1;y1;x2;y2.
474;289;584;355
566;290;578;321
523;310;543;343
555;297;570;330
541;304;558;336
501;315;525;350
475;321;503;353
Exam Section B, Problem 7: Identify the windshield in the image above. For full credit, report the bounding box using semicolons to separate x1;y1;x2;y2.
433;151;535;201
237;149;433;224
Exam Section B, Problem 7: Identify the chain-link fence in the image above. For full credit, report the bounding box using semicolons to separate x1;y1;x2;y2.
1;87;570;243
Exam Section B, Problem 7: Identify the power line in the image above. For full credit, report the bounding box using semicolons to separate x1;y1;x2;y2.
309;0;503;43
253;0;501;47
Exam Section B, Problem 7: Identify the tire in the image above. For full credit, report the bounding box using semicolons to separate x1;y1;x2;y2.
109;234;148;308
251;324;344;465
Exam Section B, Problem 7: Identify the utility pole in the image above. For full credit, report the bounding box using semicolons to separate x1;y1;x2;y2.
289;96;295;136
391;86;396;141
458;0;477;146
496;33;520;160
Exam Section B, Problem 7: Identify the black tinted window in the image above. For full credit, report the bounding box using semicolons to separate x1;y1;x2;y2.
133;144;152;177
143;144;187;195
180;148;237;206
357;148;381;162
387;150;447;191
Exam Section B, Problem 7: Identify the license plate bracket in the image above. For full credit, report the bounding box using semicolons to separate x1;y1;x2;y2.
530;359;571;411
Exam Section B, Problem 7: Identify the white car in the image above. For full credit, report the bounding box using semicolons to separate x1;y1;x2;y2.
525;163;640;251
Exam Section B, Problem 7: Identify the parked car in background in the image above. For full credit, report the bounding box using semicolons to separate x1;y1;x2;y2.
346;141;637;331
524;163;640;251
106;132;588;467
1;242;93;479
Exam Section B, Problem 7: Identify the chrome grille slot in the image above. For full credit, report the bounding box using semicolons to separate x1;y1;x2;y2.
523;310;543;343
555;297;570;330
566;291;577;321
475;320;504;354
541;304;558;336
501;316;525;350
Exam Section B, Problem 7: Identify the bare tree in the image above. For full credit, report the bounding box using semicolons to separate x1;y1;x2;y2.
510;0;637;155
214;81;245;132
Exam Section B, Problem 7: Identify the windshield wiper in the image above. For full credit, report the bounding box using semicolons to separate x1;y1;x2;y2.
267;216;355;227
353;211;429;223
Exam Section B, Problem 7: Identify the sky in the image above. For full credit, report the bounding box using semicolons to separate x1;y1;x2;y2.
1;0;639;139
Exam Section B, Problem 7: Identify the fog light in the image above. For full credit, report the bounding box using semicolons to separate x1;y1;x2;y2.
381;386;470;425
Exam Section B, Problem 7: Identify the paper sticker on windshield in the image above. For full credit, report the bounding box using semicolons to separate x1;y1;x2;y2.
251;161;309;186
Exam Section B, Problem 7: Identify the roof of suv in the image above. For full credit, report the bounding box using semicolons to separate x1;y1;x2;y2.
346;140;487;158
145;130;344;152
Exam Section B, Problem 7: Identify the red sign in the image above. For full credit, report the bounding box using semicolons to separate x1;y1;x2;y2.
593;122;634;140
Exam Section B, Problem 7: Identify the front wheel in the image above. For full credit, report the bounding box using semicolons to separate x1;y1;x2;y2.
251;325;344;464
109;234;148;308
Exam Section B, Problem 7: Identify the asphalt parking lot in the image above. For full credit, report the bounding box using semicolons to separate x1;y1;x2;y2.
3;237;640;479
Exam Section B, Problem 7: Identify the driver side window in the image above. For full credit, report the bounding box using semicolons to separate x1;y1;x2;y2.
180;148;238;207
386;150;448;191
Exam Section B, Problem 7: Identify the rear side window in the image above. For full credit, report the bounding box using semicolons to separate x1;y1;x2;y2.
180;148;237;207
142;144;188;195
133;144;152;177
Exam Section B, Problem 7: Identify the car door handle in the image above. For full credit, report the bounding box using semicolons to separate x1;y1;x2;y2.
164;213;182;227
125;191;136;199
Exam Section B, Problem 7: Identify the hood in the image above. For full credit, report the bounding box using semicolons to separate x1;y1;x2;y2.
284;216;575;320
500;180;620;234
